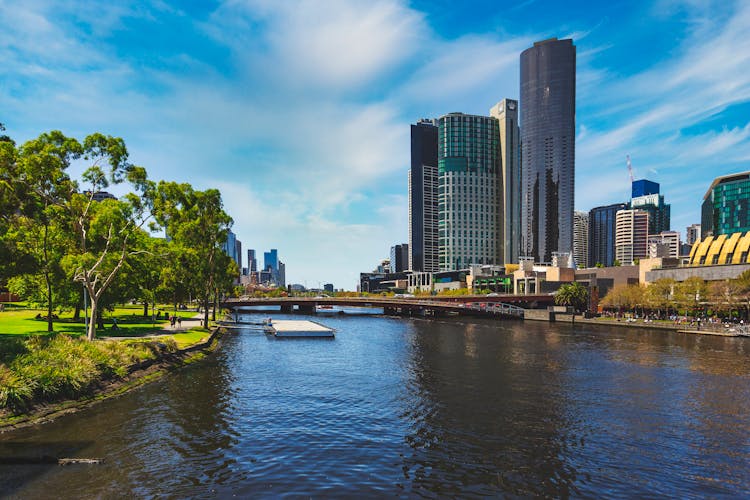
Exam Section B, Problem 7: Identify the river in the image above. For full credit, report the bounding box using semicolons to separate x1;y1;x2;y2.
2;311;750;497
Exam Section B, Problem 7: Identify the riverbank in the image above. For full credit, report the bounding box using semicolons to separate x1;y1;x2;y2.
0;327;224;433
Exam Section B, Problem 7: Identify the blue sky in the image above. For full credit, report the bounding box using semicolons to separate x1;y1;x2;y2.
2;0;750;289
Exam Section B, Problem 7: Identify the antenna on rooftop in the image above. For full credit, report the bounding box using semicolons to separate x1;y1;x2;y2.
626;155;634;182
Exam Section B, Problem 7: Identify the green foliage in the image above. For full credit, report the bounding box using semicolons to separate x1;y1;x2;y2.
554;282;589;312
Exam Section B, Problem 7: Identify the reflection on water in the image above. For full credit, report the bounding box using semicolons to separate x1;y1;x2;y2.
1;315;749;497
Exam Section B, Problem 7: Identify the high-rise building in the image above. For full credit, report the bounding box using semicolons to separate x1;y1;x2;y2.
686;224;702;246
615;209;649;266
390;244;409;273
589;202;628;267
632;179;660;198
223;230;239;265
630;180;670;235
235;239;242;273
247;249;257;273
278;261;286;288
438;112;502;271
573;211;589;268
520;37;576;263
701;171;750;237
264;249;278;272
490;99;521;264
409;119;439;272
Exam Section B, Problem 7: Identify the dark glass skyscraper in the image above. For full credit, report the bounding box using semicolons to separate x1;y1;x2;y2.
588;203;628;267
408;119;439;272
520;38;576;263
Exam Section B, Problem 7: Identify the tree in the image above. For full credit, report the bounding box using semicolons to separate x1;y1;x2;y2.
600;284;645;313
645;278;676;317
63;134;153;340
554;282;589;313
152;182;233;329
709;279;741;318
675;277;708;316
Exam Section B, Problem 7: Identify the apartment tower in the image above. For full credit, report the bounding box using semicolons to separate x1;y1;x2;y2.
520;38;576;263
490;98;521;264
408;119;439;272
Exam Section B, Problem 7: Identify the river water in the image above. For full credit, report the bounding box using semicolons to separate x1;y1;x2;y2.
2;311;750;497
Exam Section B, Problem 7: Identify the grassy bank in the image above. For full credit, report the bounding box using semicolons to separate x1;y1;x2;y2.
0;334;175;412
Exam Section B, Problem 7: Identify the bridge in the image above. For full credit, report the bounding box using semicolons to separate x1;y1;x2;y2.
221;295;555;320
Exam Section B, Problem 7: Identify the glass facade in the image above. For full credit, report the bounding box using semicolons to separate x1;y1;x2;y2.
437;113;502;271
588;203;628;267
408;120;439;272
520;38;576;263
713;177;750;235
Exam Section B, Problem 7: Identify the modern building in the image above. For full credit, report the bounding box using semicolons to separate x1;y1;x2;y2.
588;202;628;268
278;261;286;288
408;119;439;272
573;211;589;268
630;180;670;235
520;37;576;263
223;230;239;267
323;283;334;293
615;209;649;266
247;249;257;273
264;249;278;272
235;239;242;274
686;224;701;246
632;179;660;198
701;171;750;238
490;99;521;264
438;112;502;271
689;230;750;266
88;191;117;202
390;244;409;273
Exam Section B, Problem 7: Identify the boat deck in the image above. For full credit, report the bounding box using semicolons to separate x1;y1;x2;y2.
266;320;334;337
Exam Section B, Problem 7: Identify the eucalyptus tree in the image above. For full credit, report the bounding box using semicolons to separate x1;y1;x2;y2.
62;134;155;340
152;182;233;328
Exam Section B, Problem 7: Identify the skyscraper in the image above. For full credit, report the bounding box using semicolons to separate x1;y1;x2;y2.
408;119;439;272
438;112;502;270
390;243;409;273
589;202;628;267
247;249;257;272
573;211;589;268
520;38;576;263
630;179;670;235
686;224;701;245
701;171;750;237
490;99;521;264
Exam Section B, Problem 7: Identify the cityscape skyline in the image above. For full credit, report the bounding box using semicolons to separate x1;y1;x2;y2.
2;1;750;288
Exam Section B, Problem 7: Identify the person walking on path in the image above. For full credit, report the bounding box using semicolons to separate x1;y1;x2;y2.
177;316;182;328
170;315;176;328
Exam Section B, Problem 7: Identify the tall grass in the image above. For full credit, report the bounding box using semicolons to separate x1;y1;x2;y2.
0;334;177;413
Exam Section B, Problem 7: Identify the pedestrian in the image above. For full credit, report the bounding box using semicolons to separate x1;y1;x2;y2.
170;315;176;328
177;316;182;328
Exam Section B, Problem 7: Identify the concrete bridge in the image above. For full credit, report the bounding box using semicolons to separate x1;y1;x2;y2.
221;295;555;319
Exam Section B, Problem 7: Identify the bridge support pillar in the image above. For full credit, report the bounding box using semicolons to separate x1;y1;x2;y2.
298;304;316;314
280;304;293;314
384;306;398;316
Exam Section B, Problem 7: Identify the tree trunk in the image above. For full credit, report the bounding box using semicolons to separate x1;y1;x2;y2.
202;295;210;328
212;288;217;322
143;301;148;317
46;273;53;333
97;309;104;330
87;298;97;341
73;302;81;321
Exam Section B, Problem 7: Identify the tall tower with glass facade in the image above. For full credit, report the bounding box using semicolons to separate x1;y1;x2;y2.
438;112;502;271
409;119;439;272
490;99;521;264
520;37;576;263
573;211;589;268
701;171;750;238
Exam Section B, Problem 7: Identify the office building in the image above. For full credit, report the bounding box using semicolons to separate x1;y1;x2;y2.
235;239;242;273
490;99;521;264
701;171;750;237
615;209;649;266
247;249;257;273
588;202;628;268
264;249;278;272
278;261;286;288
390;244;409;273
438;112;502;271
223;230;239;266
686;224;701;246
520;37;576;263
630;180;670;235
573;211;589;268
632;179;660;198
409;119;439;272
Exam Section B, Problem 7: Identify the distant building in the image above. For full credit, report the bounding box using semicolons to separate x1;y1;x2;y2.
247;249;257;273
686;224;701;246
88;191;117;202
409;119;439;273
615;209;649;266
264;249;278;272
390;244;409;273
588;202;628;268
520;37;576;263
701;171;750;238
630;180;670;235
278;261;286;288
223;230;239;268
235;239;242;273
573;211;589;268
490;98;521;264
438;112;502;270
648;231;680;258
323;283;334;293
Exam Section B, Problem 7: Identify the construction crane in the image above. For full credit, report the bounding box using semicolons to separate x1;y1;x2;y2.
626;155;634;182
